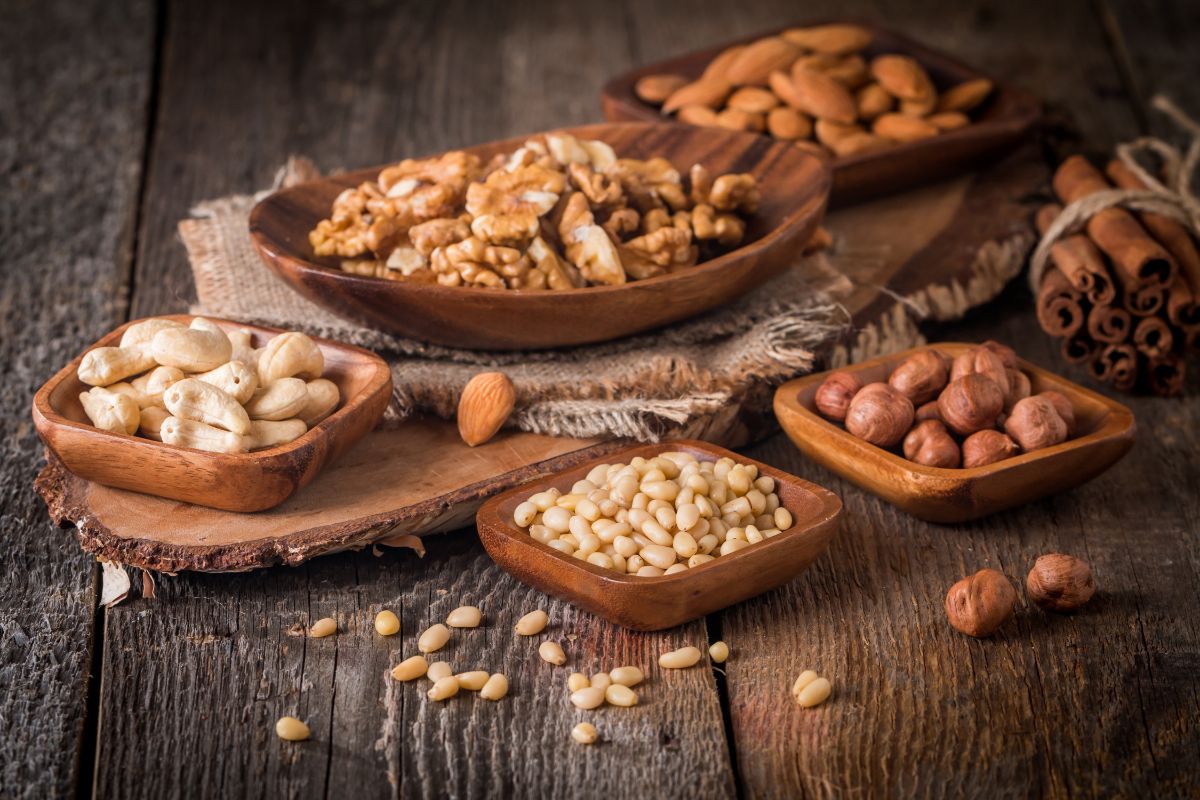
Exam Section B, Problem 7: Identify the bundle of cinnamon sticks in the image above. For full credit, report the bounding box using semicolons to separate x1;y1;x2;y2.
1035;155;1199;396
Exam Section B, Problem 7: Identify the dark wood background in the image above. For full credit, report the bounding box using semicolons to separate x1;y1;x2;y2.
2;0;1198;797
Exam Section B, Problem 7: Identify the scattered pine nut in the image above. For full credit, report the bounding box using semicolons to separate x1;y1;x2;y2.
480;673;509;701
309;618;337;638
418;623;450;653
539;640;566;665
709;641;730;663
427;675;460;701
792;670;832;707
570;686;606;709
446;605;482;628
275;716;310;741
427;661;453;682
374;610;400;636
391;655;428;681
568;672;590;692
609;666;644;687
515;609;549;636
590;672;612;691
456;671;489;691
658;646;703;669
572;722;598;745
604;684;638;707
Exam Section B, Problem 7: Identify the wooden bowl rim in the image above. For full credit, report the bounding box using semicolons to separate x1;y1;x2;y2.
599;18;1042;171
774;342;1137;481
476;438;843;586
247;121;831;301
31;314;393;463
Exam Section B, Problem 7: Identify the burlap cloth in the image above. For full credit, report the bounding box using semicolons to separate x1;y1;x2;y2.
178;158;1029;441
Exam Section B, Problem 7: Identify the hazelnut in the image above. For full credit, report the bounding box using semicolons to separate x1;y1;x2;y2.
813;371;863;421
938;374;1004;436
1003;368;1032;412
950;347;1011;396
980;340;1019;369
902;419;961;468
1026;553;1096;612
914;400;942;423
961;430;1018;468
844;383;914;447
1036;390;1076;436
944;568;1016;638
887;351;949;404
1004;396;1068;452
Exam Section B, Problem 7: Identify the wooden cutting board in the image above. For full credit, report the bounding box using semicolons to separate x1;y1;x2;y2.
37;148;1044;572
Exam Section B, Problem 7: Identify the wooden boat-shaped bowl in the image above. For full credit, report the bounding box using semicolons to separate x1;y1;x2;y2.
601;21;1040;206
249;122;830;351
773;343;1136;523
476;440;843;631
31;315;393;513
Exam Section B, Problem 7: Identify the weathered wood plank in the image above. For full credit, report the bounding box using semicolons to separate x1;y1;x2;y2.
0;0;154;796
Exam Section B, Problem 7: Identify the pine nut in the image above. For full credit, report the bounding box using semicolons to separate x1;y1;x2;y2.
571;479;596;495
721;496;752;518
480;673;509;701
613;535;638;558
654;506;677;530
586;552;614;570
375;610;400;636
641;481;679;502
659;646;703;669
754;475;775;493
391;655;428;681
514;502;537;527
746;526;764;544
576;498;600;521
539;640;566;665
791;670;818;698
570;686;606;709
309;617;337;638
547;539;574;554
676;503;701;531
571;722;598;744
720;538;750;556
774;507;793;530
725;527;747;542
688;554;715;568
639;543;677;569
446;605;482;628
746;489;766;516
697;534;719;555
275;716;310;741
569;514;592;539
636;565;664;577
631;492;649;510
605;684;638;707
568;672;590;692
586;464;611;485
515;609;549;636
456;671;489;691
641;519;673;546
590;672;612;691
427;661;453;682
673;531;698;558
556;494;580;511
664;563;688;575
529;524;556;544
609;666;644;687
626;555;645;573
427;675;460;701
542;506;571;533
709;641;729;663
794;675;832;708
418;623;450;653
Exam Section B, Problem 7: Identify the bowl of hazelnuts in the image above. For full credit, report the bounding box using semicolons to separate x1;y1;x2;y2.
773;341;1136;522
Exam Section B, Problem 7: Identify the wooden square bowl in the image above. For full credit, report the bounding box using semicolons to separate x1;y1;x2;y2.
31;315;392;513
773;343;1136;523
476;440;842;631
601;20;1040;206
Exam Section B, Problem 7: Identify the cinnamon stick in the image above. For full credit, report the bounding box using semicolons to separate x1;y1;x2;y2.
1035;204;1116;304
1090;343;1139;391
1036;268;1086;337
1086;303;1132;343
1148;354;1185;397
1125;281;1166;317
1062;331;1099;365
1133;315;1174;359
1052;155;1177;289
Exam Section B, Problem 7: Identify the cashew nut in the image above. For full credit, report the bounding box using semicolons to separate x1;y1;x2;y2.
130;365;184;407
298;378;340;426
79;387;140;435
163;378;251;435
138;405;170;440
119;318;184;349
258;332;324;382
151;328;233;373
105;381;157;410
194;360;258;405
244;418;308;451
244;378;309;421
160;416;247;454
228;328;259;373
77;346;157;387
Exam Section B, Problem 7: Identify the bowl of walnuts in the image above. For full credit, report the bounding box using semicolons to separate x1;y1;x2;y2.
773;342;1136;522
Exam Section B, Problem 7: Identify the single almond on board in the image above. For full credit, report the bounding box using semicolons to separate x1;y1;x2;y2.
780;24;872;55
870;54;934;101
872;113;939;143
457;372;516;447
635;73;688;105
788;69;856;124
724;36;801;85
937;78;993;112
662;78;732;113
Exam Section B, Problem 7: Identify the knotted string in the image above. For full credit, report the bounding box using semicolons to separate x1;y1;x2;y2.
1029;95;1200;291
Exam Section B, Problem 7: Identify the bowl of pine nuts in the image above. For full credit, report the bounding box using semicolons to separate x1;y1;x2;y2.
476;440;842;630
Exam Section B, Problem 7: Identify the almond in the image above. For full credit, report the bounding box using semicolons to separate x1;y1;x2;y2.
928;111;971;131
855;83;894;120
662;78;732;113
830;132;892;158
872;112;940;142
766;107;812;140
724;36;801;85
870;55;934;102
937;78;993;113
792;53;842;73
814;118;864;147
781;24;872;55
726;86;780;114
634;74;688;105
788;68;856;124
767;70;804;108
457;372;516;447
900;93;938;117
676;105;720;126
702;44;746;81
824;55;869;89
714;107;765;132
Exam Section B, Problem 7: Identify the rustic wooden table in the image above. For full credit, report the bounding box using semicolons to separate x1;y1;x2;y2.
3;1;1198;797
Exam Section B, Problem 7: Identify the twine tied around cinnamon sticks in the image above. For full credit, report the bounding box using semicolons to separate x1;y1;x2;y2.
1030;95;1200;395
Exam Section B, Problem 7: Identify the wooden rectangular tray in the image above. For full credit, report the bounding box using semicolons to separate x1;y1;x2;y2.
600;20;1040;205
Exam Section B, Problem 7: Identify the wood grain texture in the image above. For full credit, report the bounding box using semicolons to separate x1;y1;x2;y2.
0;0;153;796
